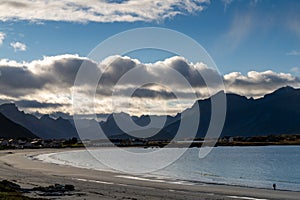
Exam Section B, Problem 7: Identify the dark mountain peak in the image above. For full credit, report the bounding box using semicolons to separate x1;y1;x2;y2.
40;114;52;120
106;113;114;121
225;92;248;100
0;103;19;111
55;116;64;121
0;103;33;117
272;86;297;94
0;113;38;139
262;86;298;100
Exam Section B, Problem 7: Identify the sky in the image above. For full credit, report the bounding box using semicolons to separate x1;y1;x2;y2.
0;0;300;117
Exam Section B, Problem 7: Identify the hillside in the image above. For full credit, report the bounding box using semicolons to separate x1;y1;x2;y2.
0;113;38;139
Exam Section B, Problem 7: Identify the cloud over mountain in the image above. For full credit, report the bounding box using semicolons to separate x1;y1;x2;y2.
0;54;299;115
224;71;300;97
0;0;209;23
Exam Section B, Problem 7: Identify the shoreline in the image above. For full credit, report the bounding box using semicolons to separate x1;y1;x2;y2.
32;147;300;192
0;148;299;200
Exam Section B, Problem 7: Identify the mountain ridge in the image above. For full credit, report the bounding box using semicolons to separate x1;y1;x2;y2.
1;86;300;140
0;104;78;139
0;113;38;139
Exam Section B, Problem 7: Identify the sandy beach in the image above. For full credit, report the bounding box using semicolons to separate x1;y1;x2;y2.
0;148;299;200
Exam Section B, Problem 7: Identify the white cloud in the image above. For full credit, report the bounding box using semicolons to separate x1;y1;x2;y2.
10;42;27;52
223;70;300;97
286;50;300;56
0;0;209;23
0;54;299;115
0;32;5;45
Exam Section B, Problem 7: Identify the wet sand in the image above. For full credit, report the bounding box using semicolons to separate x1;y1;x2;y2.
0;148;299;200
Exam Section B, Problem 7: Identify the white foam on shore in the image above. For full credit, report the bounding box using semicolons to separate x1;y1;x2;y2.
116;175;166;182
73;178;114;185
170;181;195;185
31;150;108;171
33;152;68;165
116;175;195;185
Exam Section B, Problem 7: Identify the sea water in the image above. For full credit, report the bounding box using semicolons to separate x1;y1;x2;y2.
36;146;300;191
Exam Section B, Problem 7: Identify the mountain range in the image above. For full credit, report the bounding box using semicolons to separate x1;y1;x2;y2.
0;113;37;139
0;104;77;139
106;86;300;140
1;86;300;140
164;86;300;139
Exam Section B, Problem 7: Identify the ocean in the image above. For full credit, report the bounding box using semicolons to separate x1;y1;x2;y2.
35;146;300;191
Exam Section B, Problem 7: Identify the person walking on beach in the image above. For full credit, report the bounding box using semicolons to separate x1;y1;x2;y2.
273;183;276;190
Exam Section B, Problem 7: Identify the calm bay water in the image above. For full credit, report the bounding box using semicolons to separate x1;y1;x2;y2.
36;146;300;191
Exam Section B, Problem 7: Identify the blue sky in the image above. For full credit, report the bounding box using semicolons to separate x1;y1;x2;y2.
0;0;300;115
0;0;299;74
